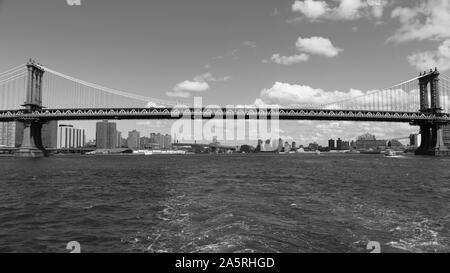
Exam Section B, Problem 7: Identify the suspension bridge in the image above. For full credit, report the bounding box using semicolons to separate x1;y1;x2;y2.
1;59;450;157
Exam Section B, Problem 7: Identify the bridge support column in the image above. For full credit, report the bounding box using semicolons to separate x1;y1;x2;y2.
14;59;47;158
414;68;450;156
15;121;46;158
415;123;450;156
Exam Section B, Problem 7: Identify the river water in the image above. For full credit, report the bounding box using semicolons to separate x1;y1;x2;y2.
0;154;449;253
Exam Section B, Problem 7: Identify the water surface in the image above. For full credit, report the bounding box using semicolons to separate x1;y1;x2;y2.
0;154;449;253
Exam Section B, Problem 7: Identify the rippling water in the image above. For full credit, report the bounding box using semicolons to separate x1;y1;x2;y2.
0;154;449;253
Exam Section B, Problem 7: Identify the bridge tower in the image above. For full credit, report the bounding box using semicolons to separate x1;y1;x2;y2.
414;68;450;156
15;59;47;157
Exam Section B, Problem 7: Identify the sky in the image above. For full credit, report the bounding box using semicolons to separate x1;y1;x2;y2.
1;0;450;145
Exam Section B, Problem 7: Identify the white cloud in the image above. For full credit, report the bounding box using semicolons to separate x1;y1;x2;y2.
255;82;363;106
194;73;231;83
167;80;210;98
291;0;387;21
292;0;329;19
167;73;230;98
408;39;450;72
270;53;310;65
388;0;450;43
296;36;343;57
243;41;257;48
269;36;342;65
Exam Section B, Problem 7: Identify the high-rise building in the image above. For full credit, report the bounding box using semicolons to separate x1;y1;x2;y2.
0;122;24;147
341;141;350;150
140;136;151;149
108;122;119;149
58;124;85;149
336;138;343;150
42;121;58;149
96;120;120;149
149;132;172;149
328;139;336;150
127;130;141;150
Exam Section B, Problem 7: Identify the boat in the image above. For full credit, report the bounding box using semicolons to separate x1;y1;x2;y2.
384;149;396;157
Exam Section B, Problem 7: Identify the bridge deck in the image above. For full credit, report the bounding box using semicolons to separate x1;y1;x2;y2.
0;108;449;123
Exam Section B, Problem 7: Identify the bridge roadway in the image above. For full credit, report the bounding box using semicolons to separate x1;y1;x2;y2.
1;107;450;123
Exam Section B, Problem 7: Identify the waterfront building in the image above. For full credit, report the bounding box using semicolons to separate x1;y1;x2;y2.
337;138;343;150
58;124;85;149
308;142;319;151
127;130;141;150
42;121;58;149
355;133;386;151
0;122;24;148
149;133;173;149
341;141;350;150
350;140;357;150
328;139;336;150
96;120;120;149
140;136;151;149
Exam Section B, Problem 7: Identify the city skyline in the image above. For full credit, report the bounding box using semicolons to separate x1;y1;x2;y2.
2;0;450;144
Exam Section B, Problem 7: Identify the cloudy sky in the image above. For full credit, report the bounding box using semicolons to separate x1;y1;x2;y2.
1;0;450;145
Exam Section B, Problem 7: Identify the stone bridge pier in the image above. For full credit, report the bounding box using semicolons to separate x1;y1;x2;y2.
15;59;48;157
414;69;450;156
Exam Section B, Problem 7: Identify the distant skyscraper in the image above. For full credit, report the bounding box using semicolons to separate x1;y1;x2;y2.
328;139;336;150
127;130;141;150
337;138;343;150
108;122;119;149
96;120;119;149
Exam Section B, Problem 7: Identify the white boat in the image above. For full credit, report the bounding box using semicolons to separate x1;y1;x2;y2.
385;149;396;157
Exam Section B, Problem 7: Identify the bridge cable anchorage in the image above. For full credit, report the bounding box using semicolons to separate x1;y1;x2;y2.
36;65;187;109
